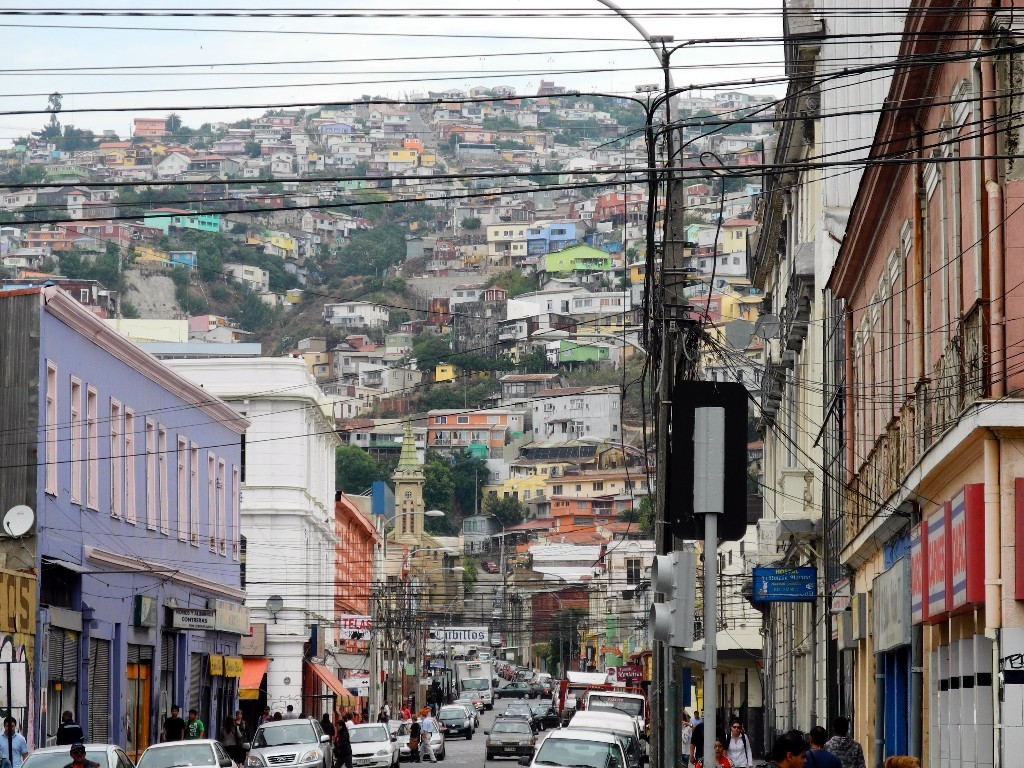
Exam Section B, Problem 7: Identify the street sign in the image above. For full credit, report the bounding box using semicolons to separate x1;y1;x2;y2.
751;567;817;602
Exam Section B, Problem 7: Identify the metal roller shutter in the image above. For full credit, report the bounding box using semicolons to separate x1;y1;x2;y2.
189;653;203;712
127;644;154;664
89;638;111;743
161;634;176;673
48;628;79;682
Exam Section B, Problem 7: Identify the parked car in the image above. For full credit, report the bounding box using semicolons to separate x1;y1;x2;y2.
394;719;446;761
347;723;400;768
138;740;232;768
438;706;473;740
451;701;480;727
456;693;485;713
495;682;533;699
245;718;333;768
484;719;536;761
500;703;538;732
482;560;499;573
24;745;133;768
565;711;645;768
529;702;560;730
517;729;628;768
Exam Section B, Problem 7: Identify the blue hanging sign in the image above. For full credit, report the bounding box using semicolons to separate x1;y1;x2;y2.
752;567;817;602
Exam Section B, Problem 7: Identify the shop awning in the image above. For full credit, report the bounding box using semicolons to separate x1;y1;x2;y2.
239;658;270;700
305;660;358;707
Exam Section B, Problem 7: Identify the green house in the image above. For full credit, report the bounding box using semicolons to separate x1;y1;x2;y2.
541;244;612;275
557;340;610;366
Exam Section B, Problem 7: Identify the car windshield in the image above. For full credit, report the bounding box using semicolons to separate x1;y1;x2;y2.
349;727;390;744
534;739;622;768
26;752;110;768
492;722;532;736
530;706;550;715
461;679;488;690
439;709;466;720
587;698;644;718
138;744;216;768
253;723;318;748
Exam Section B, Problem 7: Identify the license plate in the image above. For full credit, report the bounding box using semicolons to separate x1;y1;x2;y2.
356;760;374;765
504;747;518;752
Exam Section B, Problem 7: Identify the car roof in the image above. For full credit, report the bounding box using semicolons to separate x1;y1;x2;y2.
543;730;619;745
144;740;220;749
258;719;315;728
349;723;390;730
569;712;636;729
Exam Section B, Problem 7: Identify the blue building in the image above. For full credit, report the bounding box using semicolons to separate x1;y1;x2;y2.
0;287;249;760
526;220;579;256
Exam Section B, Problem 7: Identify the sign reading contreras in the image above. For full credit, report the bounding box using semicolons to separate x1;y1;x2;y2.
338;615;372;641
428;626;488;643
172;608;216;630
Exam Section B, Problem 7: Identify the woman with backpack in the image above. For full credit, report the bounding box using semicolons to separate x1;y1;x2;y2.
724;720;752;767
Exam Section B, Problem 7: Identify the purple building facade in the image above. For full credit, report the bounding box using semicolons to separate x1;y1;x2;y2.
0;287;249;759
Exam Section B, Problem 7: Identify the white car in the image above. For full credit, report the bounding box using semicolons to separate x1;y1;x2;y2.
245;719;333;768
24;744;134;768
137;740;233;768
348;723;401;768
518;729;628;768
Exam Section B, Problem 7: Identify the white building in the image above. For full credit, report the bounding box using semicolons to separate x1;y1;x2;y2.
531;385;621;442
323;301;390;328
223;262;270;293
164;357;342;713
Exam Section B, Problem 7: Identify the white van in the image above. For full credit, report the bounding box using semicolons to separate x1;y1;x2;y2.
565;710;646;768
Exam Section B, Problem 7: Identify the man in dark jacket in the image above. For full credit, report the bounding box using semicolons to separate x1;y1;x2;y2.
55;713;85;746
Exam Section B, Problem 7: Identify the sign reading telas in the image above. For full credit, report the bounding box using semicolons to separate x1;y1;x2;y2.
428;626;488;643
338;615;372;641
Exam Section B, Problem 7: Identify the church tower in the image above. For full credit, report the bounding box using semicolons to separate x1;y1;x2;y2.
392;421;425;543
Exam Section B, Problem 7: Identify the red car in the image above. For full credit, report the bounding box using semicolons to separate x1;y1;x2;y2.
482;560;499;573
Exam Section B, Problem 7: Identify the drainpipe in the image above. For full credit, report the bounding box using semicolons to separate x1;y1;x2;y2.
844;307;855;483
984;431;1002;768
912;149;926;384
874;658;885;767
980;30;1006;396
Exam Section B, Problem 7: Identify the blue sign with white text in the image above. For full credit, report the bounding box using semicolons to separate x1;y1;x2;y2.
752;567;817;602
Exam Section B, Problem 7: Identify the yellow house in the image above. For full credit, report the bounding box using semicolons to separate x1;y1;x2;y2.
483;460;576;503
434;363;458;383
388;148;419;164
721;218;756;254
420;153;437;168
267;233;297;260
628;259;646;286
133;244;169;264
246;232;265;247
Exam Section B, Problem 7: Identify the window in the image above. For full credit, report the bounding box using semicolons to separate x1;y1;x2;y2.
436;416;447;424
217;458;227;555
575;484;582;492
457;416;469;424
190;444;200;546
208;453;217;551
86;387;99;510
177;437;188;541
552;484;563;495
159;427;169;535
45;362;58;495
594;482;604;491
733;257;740;265
109;399;123;519
125;409;136;523
145;420;157;530
626;558;641;585
70;378;82;504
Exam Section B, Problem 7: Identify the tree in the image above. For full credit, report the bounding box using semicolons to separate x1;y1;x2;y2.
460;217;482;231
335;445;380;494
450;450;489;518
244;141;262;158
41;92;62;139
411;332;453;368
481;494;526;528
166;113;183;135
423;460;455;513
546;608;588;674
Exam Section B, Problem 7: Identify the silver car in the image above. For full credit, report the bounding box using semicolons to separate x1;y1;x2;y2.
348;723;400;768
137;740;233;768
245;718;332;768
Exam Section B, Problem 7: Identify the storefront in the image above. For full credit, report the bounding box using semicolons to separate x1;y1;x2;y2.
0;569;36;736
873;550;911;757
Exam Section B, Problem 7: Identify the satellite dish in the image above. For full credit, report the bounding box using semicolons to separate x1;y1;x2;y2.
266;595;284;615
3;505;34;537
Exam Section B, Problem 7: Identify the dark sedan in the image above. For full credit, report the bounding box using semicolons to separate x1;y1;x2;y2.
501;703;538;731
529;702;560;730
495;682;533;699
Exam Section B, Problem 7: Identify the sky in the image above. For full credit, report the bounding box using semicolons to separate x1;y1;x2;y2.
0;1;785;144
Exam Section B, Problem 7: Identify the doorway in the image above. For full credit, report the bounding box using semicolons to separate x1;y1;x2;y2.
126;662;152;762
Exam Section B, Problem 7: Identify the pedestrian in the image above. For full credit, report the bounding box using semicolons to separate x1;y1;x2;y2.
823;717;866;768
284;705;298;720
883;759;919;768
408;717;422;764
724;719;752;767
689;718;705;766
233;712;249;756
62;743;98;768
700;736;732;768
220;716;242;766
400;703;411;721
55;712;86;746
766;732;809;768
162;705;187;742
320;714;335;739
692;711;703;726
334;715;352;768
0;718;29;768
804;727;842;768
383;702;391;720
680;712;693;763
185;709;205;740
258;707;272;726
419;716;438;763
377;707;388;724
273;712;283;722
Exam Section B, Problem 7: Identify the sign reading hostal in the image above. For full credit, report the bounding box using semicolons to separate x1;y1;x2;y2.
172;608;215;630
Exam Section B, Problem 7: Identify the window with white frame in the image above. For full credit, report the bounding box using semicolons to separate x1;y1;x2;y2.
109;399;123;519
146;420;157;529
86;387;99;510
45;362;58;495
190;444;200;546
208;452;216;551
159;426;169;535
232;465;241;560
177;436;188;541
217;458;227;555
70;377;82;504
125;409;136;523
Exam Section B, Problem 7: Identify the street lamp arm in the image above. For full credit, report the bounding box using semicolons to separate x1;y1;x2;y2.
592;0;671;86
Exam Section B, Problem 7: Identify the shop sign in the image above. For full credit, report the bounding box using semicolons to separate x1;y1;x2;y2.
614;665;643;682
224;656;243;677
209;654;224;676
172;608;215;630
338;615;372;641
0;567;36;635
428;626;488;643
241;623;266;656
133;595;158;628
213;600;249;634
752;567;817;602
926;505;949;619
950;484;985;611
910;523;925;624
873;557;911;653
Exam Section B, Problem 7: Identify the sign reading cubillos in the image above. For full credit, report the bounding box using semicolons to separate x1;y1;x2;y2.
428;626;488;643
172;608;216;630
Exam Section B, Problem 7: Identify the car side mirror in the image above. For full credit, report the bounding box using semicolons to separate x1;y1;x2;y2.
390;736;398;742
483;731;490;736
320;735;331;743
243;743;251;751
220;760;234;767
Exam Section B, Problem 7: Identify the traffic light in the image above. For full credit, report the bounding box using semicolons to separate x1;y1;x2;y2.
668;380;751;542
649;549;697;648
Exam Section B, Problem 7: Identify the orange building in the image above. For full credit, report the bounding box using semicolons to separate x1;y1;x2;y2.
426;408;526;457
334;493;379;622
133;117;167;138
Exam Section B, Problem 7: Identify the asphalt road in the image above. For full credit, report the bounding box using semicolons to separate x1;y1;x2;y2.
429;698;554;768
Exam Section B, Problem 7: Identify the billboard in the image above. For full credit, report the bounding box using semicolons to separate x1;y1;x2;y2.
752;567;817;602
